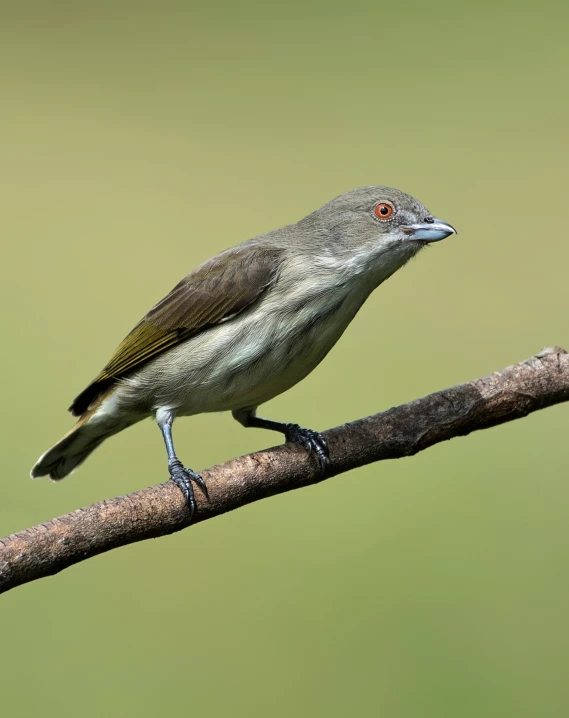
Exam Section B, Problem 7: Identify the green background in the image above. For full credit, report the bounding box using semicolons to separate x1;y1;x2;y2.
2;1;569;716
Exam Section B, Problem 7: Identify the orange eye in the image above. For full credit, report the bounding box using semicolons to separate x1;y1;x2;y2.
375;202;394;219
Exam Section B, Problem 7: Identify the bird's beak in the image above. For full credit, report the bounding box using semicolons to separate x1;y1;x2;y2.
401;218;457;243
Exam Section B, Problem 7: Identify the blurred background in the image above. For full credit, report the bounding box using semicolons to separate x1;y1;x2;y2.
2;1;569;716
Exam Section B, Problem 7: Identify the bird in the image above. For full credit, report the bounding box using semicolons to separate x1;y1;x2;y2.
31;186;456;516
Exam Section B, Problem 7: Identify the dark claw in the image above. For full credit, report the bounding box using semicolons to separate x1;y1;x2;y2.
191;472;209;500
168;459;208;519
284;423;329;475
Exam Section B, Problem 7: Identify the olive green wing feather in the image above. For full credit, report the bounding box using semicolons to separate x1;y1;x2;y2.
69;246;283;416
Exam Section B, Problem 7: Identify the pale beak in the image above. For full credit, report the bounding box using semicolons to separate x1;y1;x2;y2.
402;217;457;243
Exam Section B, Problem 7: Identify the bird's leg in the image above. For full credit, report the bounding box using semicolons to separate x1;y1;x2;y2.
157;409;208;518
232;407;329;474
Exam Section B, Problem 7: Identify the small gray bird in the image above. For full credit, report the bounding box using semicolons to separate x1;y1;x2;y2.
31;186;456;515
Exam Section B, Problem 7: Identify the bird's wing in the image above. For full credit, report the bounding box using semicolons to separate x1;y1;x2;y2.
69;245;283;416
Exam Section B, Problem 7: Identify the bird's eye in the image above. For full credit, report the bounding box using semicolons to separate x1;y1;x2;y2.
374;202;394;219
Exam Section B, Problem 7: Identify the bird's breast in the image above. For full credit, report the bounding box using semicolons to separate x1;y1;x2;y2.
121;269;370;415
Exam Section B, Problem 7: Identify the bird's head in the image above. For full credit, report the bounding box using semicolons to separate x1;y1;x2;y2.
297;186;456;279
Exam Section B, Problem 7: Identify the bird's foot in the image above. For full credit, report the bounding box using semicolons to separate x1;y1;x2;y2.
284;424;329;475
168;458;209;519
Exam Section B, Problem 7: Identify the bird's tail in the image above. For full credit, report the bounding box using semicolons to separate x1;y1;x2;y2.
30;420;111;481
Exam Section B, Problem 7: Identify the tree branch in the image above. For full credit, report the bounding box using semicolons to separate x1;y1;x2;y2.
2;348;568;594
